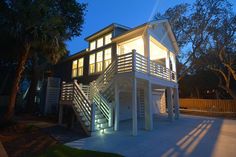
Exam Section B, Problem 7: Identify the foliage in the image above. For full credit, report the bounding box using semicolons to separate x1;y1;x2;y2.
155;0;236;99
0;0;87;121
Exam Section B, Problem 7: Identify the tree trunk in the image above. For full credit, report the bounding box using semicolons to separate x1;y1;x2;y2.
26;54;38;113
3;45;30;122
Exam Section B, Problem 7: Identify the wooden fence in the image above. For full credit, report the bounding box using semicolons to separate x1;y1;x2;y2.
180;99;236;113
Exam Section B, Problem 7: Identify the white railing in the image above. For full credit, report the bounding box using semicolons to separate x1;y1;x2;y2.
95;61;116;91
60;81;95;133
117;50;177;82
89;61;116;127
73;81;95;132
79;84;90;100
61;82;74;101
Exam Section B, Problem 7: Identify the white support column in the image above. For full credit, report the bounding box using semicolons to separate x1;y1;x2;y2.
167;87;174;121
145;81;153;130
143;31;150;73
108;104;113;127
174;88;180;119
91;103;96;132
166;51;171;80
114;80;120;131
132;77;138;136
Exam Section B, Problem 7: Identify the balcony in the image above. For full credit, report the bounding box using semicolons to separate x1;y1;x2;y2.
116;50;177;83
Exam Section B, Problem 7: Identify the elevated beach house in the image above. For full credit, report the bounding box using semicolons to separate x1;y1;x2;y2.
55;19;180;136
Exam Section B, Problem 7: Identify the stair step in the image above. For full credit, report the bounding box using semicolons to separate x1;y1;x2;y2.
96;118;107;123
104;127;113;132
95;114;104;119
96;122;108;129
95;110;101;114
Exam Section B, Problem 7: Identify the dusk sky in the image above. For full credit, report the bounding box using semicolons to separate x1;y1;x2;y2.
66;0;236;55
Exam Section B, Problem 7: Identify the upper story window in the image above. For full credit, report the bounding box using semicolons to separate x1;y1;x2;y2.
89;33;112;51
105;33;112;45
78;58;84;76
90;41;96;51
72;60;78;78
96;51;103;72
104;48;112;69
89;54;95;74
97;37;104;48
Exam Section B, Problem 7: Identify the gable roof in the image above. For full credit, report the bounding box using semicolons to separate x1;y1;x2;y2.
85;23;130;42
112;19;179;53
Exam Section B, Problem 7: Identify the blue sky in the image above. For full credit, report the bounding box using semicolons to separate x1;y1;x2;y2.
66;0;236;55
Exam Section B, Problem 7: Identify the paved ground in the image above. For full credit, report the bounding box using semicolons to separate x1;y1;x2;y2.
42;124;88;143
66;114;236;157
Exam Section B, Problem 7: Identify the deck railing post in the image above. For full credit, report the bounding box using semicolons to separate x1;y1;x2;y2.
73;79;77;101
147;55;150;75
132;49;136;72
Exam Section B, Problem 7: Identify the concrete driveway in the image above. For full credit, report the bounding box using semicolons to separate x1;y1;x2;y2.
66;115;236;157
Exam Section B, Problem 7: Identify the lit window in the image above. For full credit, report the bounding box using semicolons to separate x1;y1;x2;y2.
97;37;104;48
89;54;95;74
78;58;84;76
104;48;112;69
90;41;96;50
96;51;103;72
105;33;112;45
72;60;77;78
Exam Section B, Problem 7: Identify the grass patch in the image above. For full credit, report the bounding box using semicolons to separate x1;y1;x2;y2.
36;144;123;157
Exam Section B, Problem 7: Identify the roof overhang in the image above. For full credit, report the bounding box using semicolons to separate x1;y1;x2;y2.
149;20;179;54
112;23;148;43
85;23;130;42
112;20;180;54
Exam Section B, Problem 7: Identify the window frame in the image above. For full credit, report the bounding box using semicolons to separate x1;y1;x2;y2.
104;48;112;69
90;40;96;51
89;54;96;74
97;37;104;48
77;58;84;76
72;60;78;78
96;51;103;73
105;33;112;45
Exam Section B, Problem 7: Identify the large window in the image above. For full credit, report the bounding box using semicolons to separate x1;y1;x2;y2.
97;37;104;48
78;58;84;76
150;36;168;67
89;54;95;74
72;60;77;78
105;33;112;45
117;36;144;56
96;51;103;72
89;33;112;51
104;48;112;69
90;41;96;51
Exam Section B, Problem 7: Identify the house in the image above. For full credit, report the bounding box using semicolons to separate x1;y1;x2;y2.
56;19;180;136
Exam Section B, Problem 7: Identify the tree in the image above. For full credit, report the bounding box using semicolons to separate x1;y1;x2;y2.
0;0;87;122
154;0;234;82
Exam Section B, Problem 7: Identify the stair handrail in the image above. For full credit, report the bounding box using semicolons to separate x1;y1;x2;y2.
95;60;117;91
73;81;95;131
90;83;110;120
89;60;117;128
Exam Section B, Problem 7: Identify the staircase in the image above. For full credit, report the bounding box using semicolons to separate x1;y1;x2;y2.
60;51;178;136
60;61;117;136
